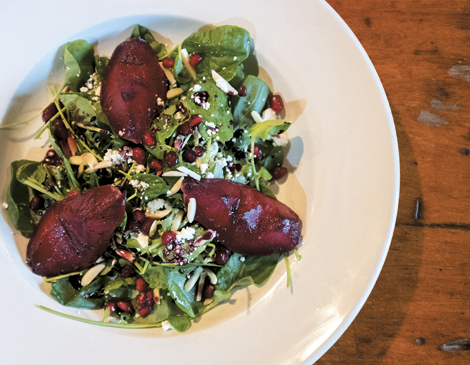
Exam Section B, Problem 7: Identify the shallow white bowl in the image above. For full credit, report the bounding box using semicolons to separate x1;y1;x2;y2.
0;1;398;364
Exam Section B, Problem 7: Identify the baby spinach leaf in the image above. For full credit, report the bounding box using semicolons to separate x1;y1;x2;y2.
167;298;192;332
232;75;270;129
130;24;168;60
131;174;167;200
6;160;36;237
167;268;201;318
182;25;250;81
187;80;233;142
64;40;95;92
50;276;106;309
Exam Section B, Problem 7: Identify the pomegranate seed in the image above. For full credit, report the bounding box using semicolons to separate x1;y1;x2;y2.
271;166;288;179
67;190;80;198
142;131;156;147
194;146;206;157
164;151;179;167
136;277;149;292
149;157;164;171
182;150;197;163
189;53;203;67
215;247;231;265
161;230;176;246
53;119;69;141
115;249;135;263
117;300;133;313
138;306;153;318
42;103;58;123
137;290;154;308
253;145;263;161
42;149;62;166
132;147;148;165
177;122;193;136
141;217;155;236
189;115;203;127
203;284;215;300
238;85;247;97
106;300;117;314
29;196;44;212
132;209;145;222
269;95;284;113
162;58;175;68
121;265;136;278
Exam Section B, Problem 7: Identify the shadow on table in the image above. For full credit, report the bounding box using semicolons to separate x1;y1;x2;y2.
316;105;424;363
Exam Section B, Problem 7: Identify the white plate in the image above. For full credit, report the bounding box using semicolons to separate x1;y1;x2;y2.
0;1;398;364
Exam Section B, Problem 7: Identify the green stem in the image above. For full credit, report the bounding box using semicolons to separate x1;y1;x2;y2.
38;306;162;329
284;254;291;288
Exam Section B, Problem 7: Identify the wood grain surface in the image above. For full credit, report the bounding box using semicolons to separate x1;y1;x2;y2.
318;1;470;363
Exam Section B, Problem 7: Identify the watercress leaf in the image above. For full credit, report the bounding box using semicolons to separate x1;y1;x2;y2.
249;119;291;141
232;75;270;129
130;24;168;60
64;40;95;92
50;276;106;309
6;160;36;237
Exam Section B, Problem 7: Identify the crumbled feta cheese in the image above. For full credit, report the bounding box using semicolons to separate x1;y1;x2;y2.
200;163;209;173
206;172;214;179
176;227;196;242
80;86;89;93
240;256;245;262
162;320;174;331
103;149;126;165
157;97;164;106
193;84;202;92
130;180;149;191
147;199;171;213
205;122;216;128
2;202;8;209
262;108;277;121
270;135;289;147
134;164;146;173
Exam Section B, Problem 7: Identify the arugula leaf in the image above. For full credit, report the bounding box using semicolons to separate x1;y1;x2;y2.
249;119;291;140
50;276;106;309
130;24;168;60
64;40;95;92
182;25;250;81
232;75;270;129
16;161;63;201
6;160;36;237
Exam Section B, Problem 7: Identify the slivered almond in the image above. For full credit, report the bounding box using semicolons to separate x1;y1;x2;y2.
177;166;201;181
171;210;184;232
188;198;196;223
167;88;184;99
167;177;184;196
81;263;106;287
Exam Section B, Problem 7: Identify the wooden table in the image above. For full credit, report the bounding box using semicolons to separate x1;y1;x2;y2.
317;1;470;363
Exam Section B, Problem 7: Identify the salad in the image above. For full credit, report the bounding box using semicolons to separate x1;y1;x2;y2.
4;24;302;332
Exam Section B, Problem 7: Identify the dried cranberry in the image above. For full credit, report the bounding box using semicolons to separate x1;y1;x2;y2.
161;230;176;246
238;85;247;97
162;58;175;68
29;196;44;212
182;150;197;163
121;265;136;278
142;131;156;147
42;103;59;123
132;147;148;165
269;95;284;113
189;53;203;67
149;158;164;171
177;122;193;136
141;217;155;236
53;119;69;141
164;151;179;167
132;209;145;222
203;284;215;300
271;166;288;179
189;115;203;127
136;277;149;292
194;146;205;157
